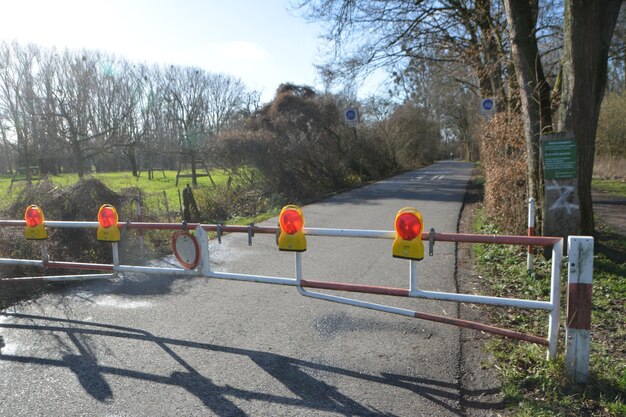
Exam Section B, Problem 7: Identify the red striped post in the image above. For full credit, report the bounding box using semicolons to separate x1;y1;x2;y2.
565;236;594;384
527;198;536;271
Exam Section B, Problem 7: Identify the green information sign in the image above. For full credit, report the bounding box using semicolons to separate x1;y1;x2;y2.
543;139;577;180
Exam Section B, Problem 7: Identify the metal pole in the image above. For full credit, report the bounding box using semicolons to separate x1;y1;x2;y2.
112;242;120;266
565;236;594;383
137;197;145;259
527;198;536;271
196;225;211;277
39;240;47;263
547;239;563;360
409;260;417;294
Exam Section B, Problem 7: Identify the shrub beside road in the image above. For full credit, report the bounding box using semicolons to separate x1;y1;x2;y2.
471;177;626;416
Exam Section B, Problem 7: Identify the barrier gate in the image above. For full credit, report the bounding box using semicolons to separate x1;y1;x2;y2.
1;204;594;383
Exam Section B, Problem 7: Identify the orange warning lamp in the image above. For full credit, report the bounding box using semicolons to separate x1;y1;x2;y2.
24;205;47;240
97;204;120;242
392;207;424;260
277;205;306;251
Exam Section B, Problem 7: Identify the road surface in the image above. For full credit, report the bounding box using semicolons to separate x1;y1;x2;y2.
1;161;495;416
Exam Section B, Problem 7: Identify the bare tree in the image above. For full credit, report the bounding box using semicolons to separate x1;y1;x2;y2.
295;0;514;103
51;51;123;178
504;0;553;224
0;42;39;180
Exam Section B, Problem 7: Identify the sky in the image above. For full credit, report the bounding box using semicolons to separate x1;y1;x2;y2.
0;0;349;102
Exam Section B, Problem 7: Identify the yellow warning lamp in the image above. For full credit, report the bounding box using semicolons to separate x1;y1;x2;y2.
277;205;306;252
97;204;120;242
392;207;424;260
24;205;47;240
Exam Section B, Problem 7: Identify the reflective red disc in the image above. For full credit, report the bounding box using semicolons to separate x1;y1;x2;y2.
98;206;117;228
395;212;422;240
280;209;304;234
25;206;43;227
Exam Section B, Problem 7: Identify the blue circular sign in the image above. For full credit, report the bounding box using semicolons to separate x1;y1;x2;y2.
346;109;356;120
482;99;494;111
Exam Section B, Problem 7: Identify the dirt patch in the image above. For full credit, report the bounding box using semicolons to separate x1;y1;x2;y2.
457;175;508;416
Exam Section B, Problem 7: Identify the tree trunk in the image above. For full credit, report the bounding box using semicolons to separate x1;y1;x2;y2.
504;0;553;234
126;147;138;177
557;0;623;235
71;135;85;179
476;0;507;108
191;154;198;187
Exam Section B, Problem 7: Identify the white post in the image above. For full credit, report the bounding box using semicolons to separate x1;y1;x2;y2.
295;252;303;284
527;198;536;271
196;225;211;277
409;260;417;295
565;236;594;384
39;240;48;263
112;242;120;266
547;239;562;360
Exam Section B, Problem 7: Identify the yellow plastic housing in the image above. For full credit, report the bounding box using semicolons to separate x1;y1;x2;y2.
277;205;306;252
24;205;48;240
97;204;121;242
392;208;424;261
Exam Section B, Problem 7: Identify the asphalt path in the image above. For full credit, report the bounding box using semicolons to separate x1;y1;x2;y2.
1;160;478;416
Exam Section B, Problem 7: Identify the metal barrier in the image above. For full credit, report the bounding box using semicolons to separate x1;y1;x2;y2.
0;216;568;362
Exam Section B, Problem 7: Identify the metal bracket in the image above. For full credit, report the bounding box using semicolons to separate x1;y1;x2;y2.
217;223;223;244
248;223;255;246
429;228;436;256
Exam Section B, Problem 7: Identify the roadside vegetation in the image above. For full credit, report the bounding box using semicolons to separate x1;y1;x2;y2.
472;86;626;415
470;168;626;416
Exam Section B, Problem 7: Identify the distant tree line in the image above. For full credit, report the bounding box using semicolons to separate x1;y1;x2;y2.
0;40;449;199
0;41;254;180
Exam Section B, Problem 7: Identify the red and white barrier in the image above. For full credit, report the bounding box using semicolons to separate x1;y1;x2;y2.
0;217;594;373
565;236;594;383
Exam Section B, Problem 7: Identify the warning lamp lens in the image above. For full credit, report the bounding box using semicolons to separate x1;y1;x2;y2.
98;205;117;228
25;205;44;227
280;209;304;235
395;212;422;240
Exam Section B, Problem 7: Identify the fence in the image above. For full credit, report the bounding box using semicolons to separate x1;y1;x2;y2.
0;214;593;383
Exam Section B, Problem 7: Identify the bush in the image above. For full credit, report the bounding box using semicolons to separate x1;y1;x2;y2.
0;179;161;279
479;113;528;235
597;92;626;159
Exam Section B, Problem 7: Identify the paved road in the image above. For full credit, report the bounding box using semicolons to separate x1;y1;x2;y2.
1;161;481;416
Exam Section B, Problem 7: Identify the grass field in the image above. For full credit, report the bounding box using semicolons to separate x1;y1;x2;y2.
0;170;233;212
592;177;626;196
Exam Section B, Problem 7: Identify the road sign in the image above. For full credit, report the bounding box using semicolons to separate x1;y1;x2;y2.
172;230;200;269
344;107;358;127
480;97;496;118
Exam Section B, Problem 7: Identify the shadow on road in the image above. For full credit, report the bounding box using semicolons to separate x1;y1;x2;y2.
0;312;501;416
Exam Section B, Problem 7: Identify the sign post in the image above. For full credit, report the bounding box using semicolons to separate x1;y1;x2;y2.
344;107;361;176
542;132;580;246
480;97;496;118
344;107;358;128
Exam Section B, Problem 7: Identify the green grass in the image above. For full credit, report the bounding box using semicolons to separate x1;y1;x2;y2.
473;209;626;416
0;170;234;212
592;178;626;197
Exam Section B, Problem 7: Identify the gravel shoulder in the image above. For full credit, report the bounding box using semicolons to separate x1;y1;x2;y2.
457;175;507;416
